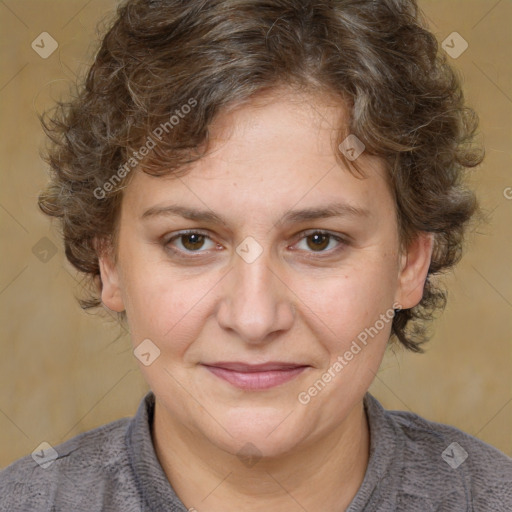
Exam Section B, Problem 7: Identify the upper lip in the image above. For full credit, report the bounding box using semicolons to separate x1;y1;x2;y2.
202;362;309;372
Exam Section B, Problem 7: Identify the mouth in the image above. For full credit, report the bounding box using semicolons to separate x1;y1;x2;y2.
201;362;310;390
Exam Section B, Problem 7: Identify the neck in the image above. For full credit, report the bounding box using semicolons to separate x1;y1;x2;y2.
152;399;370;512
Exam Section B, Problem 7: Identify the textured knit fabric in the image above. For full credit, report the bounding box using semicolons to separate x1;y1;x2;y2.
1;391;511;511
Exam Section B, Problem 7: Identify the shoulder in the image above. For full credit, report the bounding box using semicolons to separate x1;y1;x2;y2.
378;398;512;510
0;416;139;511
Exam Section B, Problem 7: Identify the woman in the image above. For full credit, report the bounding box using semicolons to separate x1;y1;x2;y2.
1;0;510;510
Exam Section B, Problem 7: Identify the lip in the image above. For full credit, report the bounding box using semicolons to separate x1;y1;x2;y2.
202;362;309;390
204;361;307;372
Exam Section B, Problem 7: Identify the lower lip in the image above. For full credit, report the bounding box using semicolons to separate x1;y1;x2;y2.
203;365;308;390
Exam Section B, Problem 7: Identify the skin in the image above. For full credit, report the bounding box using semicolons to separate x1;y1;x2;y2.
98;88;433;511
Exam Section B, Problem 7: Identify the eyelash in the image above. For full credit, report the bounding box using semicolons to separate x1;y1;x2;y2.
162;229;348;259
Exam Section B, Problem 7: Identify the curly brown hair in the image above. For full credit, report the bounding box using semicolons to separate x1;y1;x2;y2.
38;0;484;352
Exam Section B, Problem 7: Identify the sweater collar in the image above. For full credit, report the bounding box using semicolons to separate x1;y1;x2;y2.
126;390;400;512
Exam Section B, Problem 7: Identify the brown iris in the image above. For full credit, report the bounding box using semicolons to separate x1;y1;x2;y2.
306;233;330;251
181;233;206;251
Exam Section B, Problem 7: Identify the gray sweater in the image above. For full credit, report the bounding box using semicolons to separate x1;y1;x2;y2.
1;391;511;511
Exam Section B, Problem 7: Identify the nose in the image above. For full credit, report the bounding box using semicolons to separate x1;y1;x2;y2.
216;244;296;344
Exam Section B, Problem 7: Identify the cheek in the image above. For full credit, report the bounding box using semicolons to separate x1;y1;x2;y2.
122;262;219;351
293;271;395;432
301;258;398;336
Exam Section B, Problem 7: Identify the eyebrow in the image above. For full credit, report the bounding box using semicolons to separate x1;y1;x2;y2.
141;202;370;225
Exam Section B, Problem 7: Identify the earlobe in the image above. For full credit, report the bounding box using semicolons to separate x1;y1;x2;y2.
96;238;125;313
395;232;434;309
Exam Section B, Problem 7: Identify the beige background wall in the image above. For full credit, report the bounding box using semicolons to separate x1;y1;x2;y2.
0;0;510;467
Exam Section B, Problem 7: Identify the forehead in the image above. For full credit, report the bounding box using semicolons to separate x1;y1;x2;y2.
202;88;357;167
121;89;392;222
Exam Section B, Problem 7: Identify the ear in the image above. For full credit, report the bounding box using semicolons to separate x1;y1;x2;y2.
394;231;434;309
95;237;125;313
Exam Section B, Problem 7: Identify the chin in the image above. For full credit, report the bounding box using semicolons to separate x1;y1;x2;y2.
208;409;308;460
221;433;300;463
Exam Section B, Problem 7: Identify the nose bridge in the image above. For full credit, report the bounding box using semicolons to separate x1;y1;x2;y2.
217;239;294;343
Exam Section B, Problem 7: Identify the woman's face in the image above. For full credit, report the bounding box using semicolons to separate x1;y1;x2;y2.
99;89;432;458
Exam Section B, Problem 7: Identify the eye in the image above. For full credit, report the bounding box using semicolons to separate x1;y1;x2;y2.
294;230;346;254
164;230;217;253
162;229;348;258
